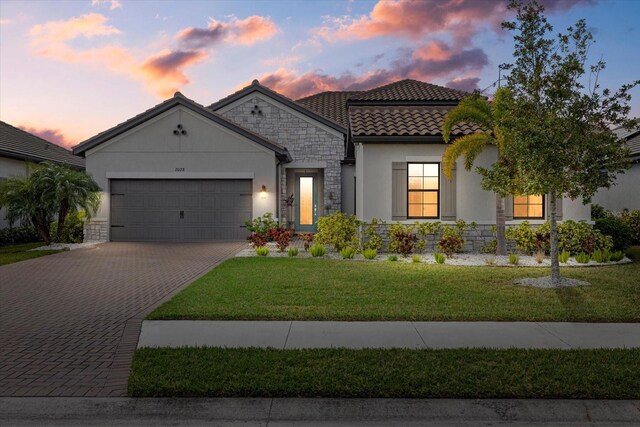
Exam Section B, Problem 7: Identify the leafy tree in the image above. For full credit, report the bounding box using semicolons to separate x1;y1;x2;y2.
442;88;511;255
481;0;638;284
0;162;101;244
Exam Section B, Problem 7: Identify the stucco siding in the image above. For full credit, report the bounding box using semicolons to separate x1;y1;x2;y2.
0;157;29;228
341;164;356;215
593;163;640;212
83;106;278;240
217;92;345;218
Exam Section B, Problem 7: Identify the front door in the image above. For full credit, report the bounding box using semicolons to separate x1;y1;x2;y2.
295;175;317;232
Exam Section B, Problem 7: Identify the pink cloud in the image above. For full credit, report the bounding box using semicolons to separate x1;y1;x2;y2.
258;41;487;99
28;13;278;98
445;77;481;92
19;126;75;149
177;15;278;48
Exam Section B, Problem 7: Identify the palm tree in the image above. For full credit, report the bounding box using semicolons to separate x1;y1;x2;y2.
0;162;101;244
441;88;510;255
38;163;101;243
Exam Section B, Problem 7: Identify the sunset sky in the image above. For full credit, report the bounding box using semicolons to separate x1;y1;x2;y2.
1;0;639;149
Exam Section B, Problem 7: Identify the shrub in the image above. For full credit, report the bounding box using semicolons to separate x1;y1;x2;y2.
309;243;327;257
300;233;314;251
255;246;269;256
315;212;360;251
50;211;86;243
361;218;384;251
621;210;640;244
387;255;398;262
437;230;464;257
626;246;640;261
340;247;356;259
559;250;570;263
287;247;299;257
590;249;612;263
411;254;421;263
506;221;538;254
0;225;41;245
595;216;632;251
269;227;294;252
610;250;625;262
247;232;268;248
534;250;545;264
245;213;278;237
388;223;418;257
507;220;612;255
362;248;377;260
480;240;497;254
508;253;519;265
434;252;446;264
415;221;442;252
591;204;609;220
575;253;590;264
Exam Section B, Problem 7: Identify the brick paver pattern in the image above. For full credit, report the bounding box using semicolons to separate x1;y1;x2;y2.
0;242;244;397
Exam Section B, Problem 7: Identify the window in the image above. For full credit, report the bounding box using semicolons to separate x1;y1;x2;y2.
513;195;544;219
407;163;439;218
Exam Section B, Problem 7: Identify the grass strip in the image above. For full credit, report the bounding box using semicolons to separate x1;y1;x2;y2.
129;347;640;399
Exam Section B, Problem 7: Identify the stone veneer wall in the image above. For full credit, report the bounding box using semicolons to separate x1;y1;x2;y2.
219;96;344;220
362;223;522;253
84;219;108;242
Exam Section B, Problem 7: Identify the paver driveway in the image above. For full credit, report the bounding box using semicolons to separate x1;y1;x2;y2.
0;242;244;397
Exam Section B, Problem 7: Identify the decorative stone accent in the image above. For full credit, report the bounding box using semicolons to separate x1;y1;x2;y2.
220;96;345;219
362;223;522;254
84;219;108;242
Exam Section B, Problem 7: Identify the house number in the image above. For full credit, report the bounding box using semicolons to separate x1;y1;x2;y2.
175;167;185;172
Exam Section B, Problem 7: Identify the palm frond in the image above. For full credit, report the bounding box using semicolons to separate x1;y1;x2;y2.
442;133;492;179
442;97;493;143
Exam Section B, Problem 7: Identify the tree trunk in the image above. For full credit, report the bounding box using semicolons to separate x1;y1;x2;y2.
549;190;561;285
495;194;506;256
32;216;51;245
55;203;69;243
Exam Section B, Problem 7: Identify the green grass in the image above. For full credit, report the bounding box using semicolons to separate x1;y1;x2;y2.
0;243;61;266
627;245;640;261
129;347;640;399
148;257;640;322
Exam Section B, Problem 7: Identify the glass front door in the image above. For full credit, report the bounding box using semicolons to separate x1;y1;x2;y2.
296;176;317;231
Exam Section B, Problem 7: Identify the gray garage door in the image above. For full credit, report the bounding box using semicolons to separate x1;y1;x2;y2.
110;179;252;242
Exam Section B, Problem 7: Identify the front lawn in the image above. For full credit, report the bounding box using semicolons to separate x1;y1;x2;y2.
129;347;640;399
0;243;61;266
148;257;640;322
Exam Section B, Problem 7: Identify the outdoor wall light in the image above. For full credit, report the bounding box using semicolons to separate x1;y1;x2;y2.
260;185;267;199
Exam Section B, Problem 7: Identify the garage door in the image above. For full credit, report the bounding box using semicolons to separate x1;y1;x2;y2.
110;179;252;242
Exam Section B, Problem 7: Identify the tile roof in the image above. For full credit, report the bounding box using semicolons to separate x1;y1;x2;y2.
613;122;640;157
0;121;85;168
348;79;471;103
626;133;640;158
349;105;485;137
296;91;363;128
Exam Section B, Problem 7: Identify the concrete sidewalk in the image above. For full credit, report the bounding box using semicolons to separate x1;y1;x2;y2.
138;321;640;349
2;397;639;426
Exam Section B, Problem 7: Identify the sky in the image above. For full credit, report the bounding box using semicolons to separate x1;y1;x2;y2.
0;0;639;149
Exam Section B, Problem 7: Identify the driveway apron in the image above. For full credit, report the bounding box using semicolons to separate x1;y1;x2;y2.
0;242;244;397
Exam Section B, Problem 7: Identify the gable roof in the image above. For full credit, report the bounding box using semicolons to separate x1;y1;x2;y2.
614;122;640;159
208;80;348;135
349;105;484;140
347;79;471;104
0;121;85;168
72;92;291;162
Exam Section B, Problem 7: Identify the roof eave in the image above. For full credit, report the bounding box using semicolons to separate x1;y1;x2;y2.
346;100;460;107
352;135;446;144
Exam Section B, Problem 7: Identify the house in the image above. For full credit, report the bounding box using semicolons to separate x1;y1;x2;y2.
72;79;590;247
0;121;85;228
592;123;640;212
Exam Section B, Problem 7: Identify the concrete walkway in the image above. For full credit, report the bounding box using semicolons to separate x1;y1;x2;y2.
138;321;640;349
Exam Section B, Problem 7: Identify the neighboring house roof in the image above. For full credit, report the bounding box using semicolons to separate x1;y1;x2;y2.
0;121;85;168
296;91;364;128
613;122;640;159
349;106;484;139
73;92;292;162
208;80;348;135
